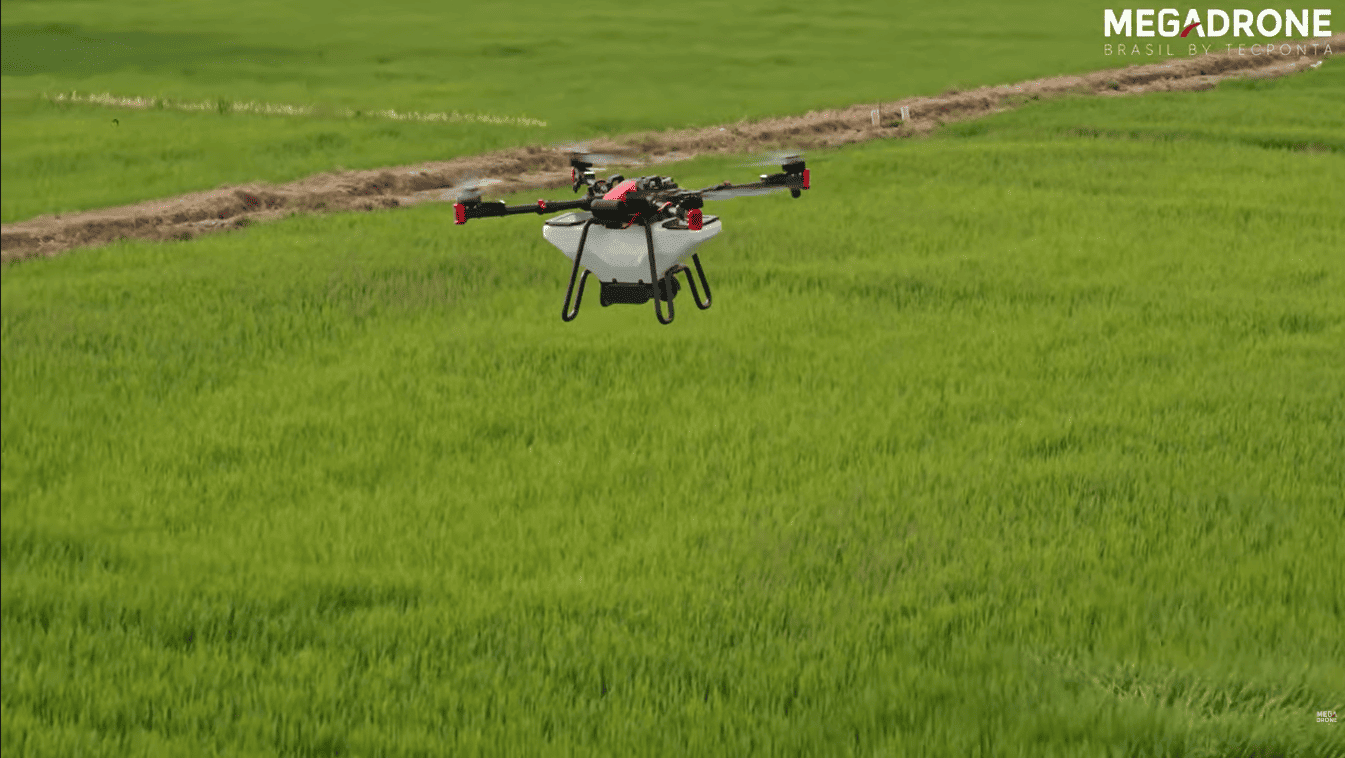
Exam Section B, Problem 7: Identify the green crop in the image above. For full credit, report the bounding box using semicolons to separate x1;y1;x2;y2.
5;0;1109;222
5;56;1344;754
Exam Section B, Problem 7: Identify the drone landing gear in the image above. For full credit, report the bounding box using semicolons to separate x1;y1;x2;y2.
559;218;714;324
561;220;595;322
645;221;675;325
682;254;712;310
641;222;713;324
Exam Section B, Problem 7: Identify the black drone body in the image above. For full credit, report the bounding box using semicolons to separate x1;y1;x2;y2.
453;152;810;324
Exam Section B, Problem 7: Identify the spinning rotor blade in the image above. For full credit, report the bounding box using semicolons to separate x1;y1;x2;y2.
698;185;790;202
551;140;594;154
739;149;805;168
442;177;504;202
573;153;639;168
553;141;640;167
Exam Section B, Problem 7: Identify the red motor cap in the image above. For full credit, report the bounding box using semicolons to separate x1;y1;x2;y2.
803;169;810;190
454;203;466;225
688;208;703;231
537;199;548;210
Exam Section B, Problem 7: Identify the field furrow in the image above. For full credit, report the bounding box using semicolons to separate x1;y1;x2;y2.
3;36;1339;262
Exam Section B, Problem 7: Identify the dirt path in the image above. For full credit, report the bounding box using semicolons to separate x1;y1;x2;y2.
3;38;1337;263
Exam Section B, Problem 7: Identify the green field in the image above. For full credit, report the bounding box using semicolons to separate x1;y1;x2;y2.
5;0;1345;753
5;41;1345;753
0;0;1188;223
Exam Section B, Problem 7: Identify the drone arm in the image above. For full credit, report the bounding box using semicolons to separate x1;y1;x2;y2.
454;197;590;225
690;167;810;201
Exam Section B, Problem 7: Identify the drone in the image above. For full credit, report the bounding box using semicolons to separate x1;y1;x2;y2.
451;150;811;324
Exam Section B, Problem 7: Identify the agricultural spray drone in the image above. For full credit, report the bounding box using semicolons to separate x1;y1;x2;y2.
451;150;811;324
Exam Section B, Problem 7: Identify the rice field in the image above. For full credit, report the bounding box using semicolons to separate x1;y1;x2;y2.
4;51;1344;754
4;0;1109;222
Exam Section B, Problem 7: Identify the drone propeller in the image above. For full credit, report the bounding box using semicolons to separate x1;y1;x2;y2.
553;141;639;168
739;149;806;168
698;185;791;202
551;140;594;153
442;177;504;203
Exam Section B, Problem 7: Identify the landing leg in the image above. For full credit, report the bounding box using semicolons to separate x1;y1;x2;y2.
561;219;595;322
683;253;712;310
645;220;674;325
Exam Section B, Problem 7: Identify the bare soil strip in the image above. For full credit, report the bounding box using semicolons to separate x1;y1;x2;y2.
3;39;1338;263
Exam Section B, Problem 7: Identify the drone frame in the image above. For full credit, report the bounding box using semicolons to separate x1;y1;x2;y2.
454;153;808;324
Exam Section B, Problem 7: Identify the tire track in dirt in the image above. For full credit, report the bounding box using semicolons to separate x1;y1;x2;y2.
3;38;1338;263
